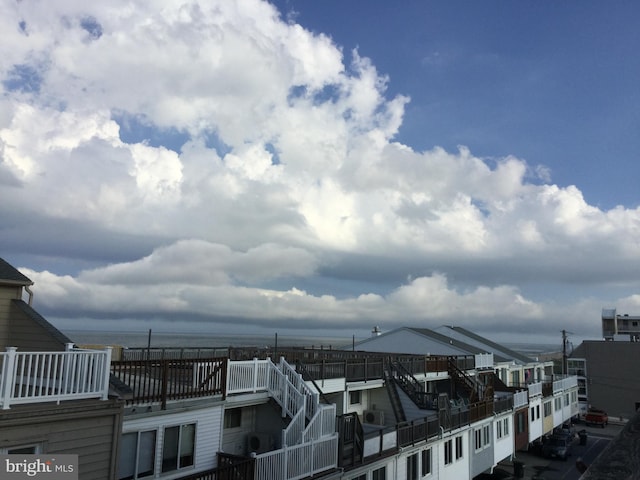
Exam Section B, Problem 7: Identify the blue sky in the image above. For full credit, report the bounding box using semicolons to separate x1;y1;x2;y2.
274;0;640;209
1;0;639;346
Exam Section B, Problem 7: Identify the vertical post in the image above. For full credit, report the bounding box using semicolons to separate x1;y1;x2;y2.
161;359;168;410
282;447;288;480
253;358;259;393
101;347;112;400
2;347;18;409
146;329;152;362
562;329;567;376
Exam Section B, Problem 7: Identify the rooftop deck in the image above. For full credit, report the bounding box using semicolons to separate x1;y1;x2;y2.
0;345;111;409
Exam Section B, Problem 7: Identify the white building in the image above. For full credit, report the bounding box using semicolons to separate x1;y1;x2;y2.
109;325;578;480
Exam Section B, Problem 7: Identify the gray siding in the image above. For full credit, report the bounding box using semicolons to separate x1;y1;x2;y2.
8;300;69;351
470;423;495;477
0;285;22;347
572;341;640;420
0;399;123;480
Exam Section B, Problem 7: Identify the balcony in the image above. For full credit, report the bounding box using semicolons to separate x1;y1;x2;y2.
110;356;227;409
0;345;111;409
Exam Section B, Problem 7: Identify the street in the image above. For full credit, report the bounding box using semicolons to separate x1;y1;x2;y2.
496;422;623;480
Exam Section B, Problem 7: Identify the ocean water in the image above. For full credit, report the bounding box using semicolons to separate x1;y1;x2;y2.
64;330;351;350
63;329;559;356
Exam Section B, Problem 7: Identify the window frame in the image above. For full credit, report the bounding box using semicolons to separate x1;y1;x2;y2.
118;429;157;480
455;435;463;460
421;448;431;477
224;408;242;429
161;423;196;474
407;453;418;480
444;439;453;465
0;444;42;454
372;465;386;480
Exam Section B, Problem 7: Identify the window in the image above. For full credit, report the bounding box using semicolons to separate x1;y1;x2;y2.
421;448;431;476
544;401;552;417
118;430;156;479
455;435;463;460
517;412;525;434
224;408;242;428
503;418;509;436
497;421;503;439
475;425;491;449
162;424;195;473
536;405;540;419
555;398;562;411
444;439;452;465
1;445;41;454
565;394;570;406
407;453;418;480
349;390;362;405
372;466;386;480
530;408;535;422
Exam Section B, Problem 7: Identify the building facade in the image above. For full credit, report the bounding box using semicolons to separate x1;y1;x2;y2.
0;258;123;479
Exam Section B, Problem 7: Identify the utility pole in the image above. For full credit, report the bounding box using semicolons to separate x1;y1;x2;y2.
562;329;567;375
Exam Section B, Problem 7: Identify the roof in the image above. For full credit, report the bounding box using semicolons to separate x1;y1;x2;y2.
406;327;491;355
0;257;33;286
437;325;536;364
354;326;495;357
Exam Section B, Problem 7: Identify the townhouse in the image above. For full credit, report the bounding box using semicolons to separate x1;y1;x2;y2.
0;258;123;479
1;257;579;480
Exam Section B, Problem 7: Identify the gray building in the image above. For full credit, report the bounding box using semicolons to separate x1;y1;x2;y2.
570;340;640;421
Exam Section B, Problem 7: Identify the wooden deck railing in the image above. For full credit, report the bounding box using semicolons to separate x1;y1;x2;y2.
1;346;111;409
229;347;473;382
397;415;441;447
176;453;254;480
110;356;227;408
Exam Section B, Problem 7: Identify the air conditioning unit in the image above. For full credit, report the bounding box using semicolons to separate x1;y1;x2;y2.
247;433;274;454
363;409;385;425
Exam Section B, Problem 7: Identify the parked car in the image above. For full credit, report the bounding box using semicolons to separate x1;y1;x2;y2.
555;423;576;440
585;409;608;428
542;435;573;460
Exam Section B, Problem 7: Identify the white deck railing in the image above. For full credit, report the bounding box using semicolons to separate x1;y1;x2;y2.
553;375;578;394
513;390;529;409
474;353;494;370
302;403;337;443
227;358;339;480
528;381;543;398
227;358;270;394
0;345;112;409
254;434;339;480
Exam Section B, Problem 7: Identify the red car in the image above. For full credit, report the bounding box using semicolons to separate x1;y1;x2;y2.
585;409;608;428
